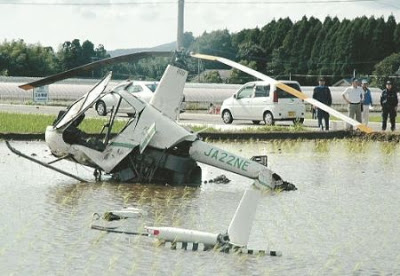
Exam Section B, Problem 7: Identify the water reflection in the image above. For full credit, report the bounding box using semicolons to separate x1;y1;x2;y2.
48;181;201;227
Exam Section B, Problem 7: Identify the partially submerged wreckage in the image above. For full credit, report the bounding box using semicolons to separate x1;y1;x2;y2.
7;51;302;256
9;51;296;190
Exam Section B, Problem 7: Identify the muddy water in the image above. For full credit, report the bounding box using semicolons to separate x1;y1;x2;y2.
0;140;399;275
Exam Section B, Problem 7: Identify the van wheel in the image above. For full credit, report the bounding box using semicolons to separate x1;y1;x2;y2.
96;101;107;116
222;110;233;124
293;118;304;125
252;120;260;125
264;112;275;126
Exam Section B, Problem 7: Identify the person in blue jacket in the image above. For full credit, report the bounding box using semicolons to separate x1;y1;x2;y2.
313;77;332;131
380;80;398;131
361;79;373;125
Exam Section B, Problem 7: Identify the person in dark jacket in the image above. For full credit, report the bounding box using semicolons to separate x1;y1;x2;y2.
313;77;332;131
380;80;398;131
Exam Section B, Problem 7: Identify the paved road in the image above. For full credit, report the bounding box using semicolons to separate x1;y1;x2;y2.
0;103;392;132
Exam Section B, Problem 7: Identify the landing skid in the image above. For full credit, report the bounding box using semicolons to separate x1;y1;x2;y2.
5;141;87;182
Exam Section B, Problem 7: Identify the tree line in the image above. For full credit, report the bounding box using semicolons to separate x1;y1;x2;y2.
1;15;400;87
189;15;400;87
0;39;110;78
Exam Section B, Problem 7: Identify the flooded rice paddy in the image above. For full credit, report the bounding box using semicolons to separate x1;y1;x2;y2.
0;140;399;275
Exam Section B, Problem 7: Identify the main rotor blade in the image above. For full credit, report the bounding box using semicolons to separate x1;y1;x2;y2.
191;53;374;133
19;51;173;90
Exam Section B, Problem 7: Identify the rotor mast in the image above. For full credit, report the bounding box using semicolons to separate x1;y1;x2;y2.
177;0;184;50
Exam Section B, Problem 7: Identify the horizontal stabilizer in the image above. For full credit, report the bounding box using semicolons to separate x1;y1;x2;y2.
227;188;262;247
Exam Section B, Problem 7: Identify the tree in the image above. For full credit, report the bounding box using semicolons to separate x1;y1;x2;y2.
182;32;195;49
373;53;400;87
227;60;257;84
318;17;341;77
203;70;223;83
394;23;400;53
81;40;95;64
191;29;236;69
308;17;332;76
95;44;109;59
236;42;267;72
0;39;58;77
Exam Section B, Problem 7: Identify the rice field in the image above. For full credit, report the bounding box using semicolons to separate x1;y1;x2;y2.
0;140;399;275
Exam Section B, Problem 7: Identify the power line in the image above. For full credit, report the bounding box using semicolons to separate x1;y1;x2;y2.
188;0;377;3
0;0;379;6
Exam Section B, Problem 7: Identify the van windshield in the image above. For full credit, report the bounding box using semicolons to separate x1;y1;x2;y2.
276;83;301;98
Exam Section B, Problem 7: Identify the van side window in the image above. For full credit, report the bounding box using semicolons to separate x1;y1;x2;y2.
237;86;253;99
255;85;270;97
276;83;301;98
128;85;143;93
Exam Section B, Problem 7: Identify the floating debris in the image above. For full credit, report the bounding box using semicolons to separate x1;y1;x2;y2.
204;174;231;184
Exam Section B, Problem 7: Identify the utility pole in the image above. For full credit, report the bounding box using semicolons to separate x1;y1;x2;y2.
177;0;184;50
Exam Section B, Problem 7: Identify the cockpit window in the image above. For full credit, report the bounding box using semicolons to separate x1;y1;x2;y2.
145;83;158;92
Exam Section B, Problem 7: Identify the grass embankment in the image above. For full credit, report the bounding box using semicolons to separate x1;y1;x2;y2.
0;112;307;134
0;112;126;134
1;111;397;135
327;111;400;123
189;124;306;133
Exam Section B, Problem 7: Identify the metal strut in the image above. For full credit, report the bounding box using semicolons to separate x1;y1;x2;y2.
5;141;87;182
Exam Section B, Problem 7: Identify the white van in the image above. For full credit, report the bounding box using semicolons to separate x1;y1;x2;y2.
220;80;306;125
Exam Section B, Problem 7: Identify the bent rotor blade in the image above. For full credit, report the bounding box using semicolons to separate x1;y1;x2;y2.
191;53;374;133
19;51;173;90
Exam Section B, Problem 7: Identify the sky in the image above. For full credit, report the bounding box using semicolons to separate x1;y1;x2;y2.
0;0;399;51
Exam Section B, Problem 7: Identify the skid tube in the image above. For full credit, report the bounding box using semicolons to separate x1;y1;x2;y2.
6;141;87;182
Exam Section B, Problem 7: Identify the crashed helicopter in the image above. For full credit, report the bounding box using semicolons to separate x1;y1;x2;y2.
7;51;295;191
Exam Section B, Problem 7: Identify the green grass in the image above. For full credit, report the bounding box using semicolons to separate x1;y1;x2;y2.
0;111;307;134
329;113;400;123
0;112;126;134
368;114;400;123
189;123;306;133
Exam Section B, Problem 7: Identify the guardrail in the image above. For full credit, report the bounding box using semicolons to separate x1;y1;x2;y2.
0;76;384;109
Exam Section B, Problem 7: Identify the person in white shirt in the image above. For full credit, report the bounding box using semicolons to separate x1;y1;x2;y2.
342;77;363;130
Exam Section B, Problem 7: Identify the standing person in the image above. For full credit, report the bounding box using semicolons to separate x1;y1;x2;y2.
311;106;317;119
380;80;398;131
361;79;373;125
312;77;332;130
342;77;363;129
